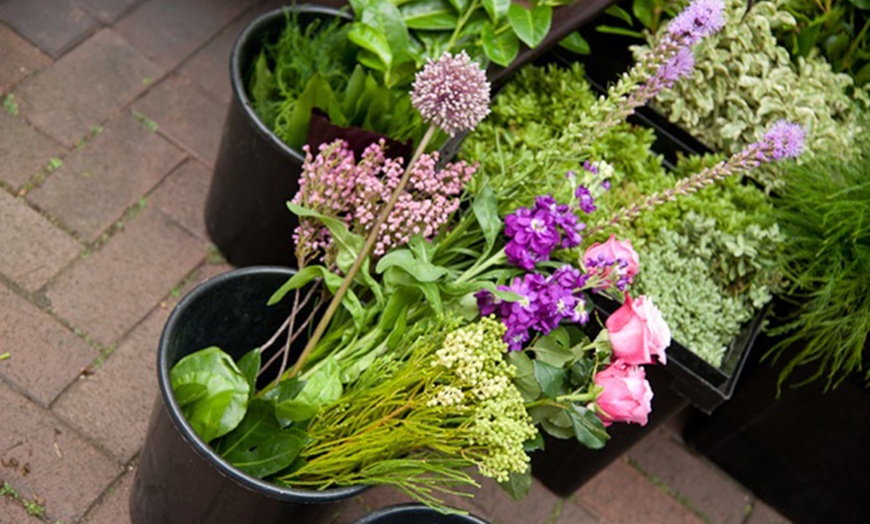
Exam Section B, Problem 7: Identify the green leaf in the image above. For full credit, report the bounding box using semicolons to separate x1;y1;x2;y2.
249;50;274;105
173;383;207;406
507;351;541;402
349;22;393;69
594;25;644;39
237;349;261;397
497;468;532;500
375;249;449;282
531;328;575;368
273;358;342;423
796;23;822;58
446;0;470;13
482;0;510;22
360;0;412;59
472;182;501;249
533;360;566;399
604;4;633;25
284;74;342;149
507;4;551;49
170;347;250;442
481;21;519;66
557;31;590;55
523;432;545;452
849;0;870;10
267;265;340;305
567;405;609;449
401;0;458;30
217;400;312;477
287;203;366;276
631;0;655;29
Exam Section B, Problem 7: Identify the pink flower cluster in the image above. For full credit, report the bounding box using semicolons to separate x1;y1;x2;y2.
292;139;476;265
594;294;670;427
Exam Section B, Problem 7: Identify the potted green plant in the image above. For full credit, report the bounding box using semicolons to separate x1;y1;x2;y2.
133;1;808;519
205;0;621;267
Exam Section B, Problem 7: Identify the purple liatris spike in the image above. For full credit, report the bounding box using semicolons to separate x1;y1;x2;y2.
667;0;726;46
654;47;695;87
411;51;491;136
761;120;806;160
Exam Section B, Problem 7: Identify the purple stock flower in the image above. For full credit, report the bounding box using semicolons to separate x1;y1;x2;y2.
762;120;806;160
667;0;725;46
582;160;598;174
575;185;597;213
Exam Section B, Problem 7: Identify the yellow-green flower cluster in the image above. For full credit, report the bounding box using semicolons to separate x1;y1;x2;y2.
428;317;538;482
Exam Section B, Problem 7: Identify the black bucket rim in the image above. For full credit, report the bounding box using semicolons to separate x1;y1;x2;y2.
351;503;491;524
229;4;353;164
157;265;366;502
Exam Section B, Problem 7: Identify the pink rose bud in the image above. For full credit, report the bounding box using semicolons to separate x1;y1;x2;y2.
606;294;670;365
594;362;653;426
583;234;640;280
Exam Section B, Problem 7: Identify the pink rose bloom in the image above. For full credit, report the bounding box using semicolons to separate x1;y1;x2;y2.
583;235;640;279
594;362;653;426
606;294;670;365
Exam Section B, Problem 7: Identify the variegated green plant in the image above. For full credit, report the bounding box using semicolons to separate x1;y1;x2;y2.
633;0;868;188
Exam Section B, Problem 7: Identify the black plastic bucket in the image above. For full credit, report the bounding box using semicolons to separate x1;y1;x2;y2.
205;6;352;268
129;266;366;523
352;504;491;524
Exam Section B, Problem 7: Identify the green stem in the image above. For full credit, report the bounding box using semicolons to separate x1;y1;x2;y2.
446;0;480;50
288;124;439;378
455;248;507;283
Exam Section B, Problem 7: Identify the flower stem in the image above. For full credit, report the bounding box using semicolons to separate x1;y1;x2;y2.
287;124;439;378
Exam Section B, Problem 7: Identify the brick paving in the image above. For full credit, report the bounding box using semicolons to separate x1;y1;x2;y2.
0;1;791;523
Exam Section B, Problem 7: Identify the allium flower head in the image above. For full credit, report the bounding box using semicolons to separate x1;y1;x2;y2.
762;120;806;160
667;0;725;46
411;51;491;136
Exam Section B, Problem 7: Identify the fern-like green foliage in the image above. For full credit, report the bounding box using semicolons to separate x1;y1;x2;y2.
767;136;870;389
461;62;781;367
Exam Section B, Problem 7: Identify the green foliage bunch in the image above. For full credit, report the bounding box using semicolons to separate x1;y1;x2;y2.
767;131;870;389
773;0;870;87
460;62;782;367
275;316;537;503
633;0;867;187
461;62;670;211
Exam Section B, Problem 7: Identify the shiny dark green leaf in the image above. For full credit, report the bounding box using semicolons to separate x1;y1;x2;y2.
237;349;261;396
507;351;541;402
497;467;531;500
348;22;393;68
482;0;510;22
472;181;501;249
217;400;311;478
568;405;609;449
533;360;566;399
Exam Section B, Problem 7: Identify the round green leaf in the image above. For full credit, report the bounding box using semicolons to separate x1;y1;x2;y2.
481;22;519;67
507;4;551;49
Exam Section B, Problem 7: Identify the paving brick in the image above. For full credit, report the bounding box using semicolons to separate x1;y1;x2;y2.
132;74;227;165
71;0;141;23
0;0;96;58
177;0;291;104
627;427;752;524
0;491;44;523
0;381;121;522
0;284;96;407
27;112;185;242
116;0;255;70
555;499;601;524
0;110;63;190
575;458;705;524
0;23;51;93
466;475;559;524
53;307;168;462
324;494;371;524
80;468;135;524
16;29;161;147
150;159;212;240
45;206;207;347
0;188;81;293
